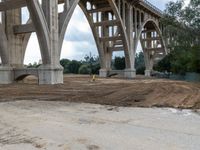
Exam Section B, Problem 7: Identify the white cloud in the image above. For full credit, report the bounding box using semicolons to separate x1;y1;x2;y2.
24;33;41;64
61;41;97;60
60;6;98;60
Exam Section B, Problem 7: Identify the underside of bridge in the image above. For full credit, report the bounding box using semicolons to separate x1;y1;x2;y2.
0;0;167;84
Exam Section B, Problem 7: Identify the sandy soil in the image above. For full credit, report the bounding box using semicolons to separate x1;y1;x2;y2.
0;75;200;109
0;101;199;150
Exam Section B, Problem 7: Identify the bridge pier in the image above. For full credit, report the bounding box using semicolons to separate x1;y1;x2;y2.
38;65;63;84
26;0;64;84
0;65;63;84
99;68;136;78
0;66;13;84
125;5;136;78
99;69;109;78
124;69;136;78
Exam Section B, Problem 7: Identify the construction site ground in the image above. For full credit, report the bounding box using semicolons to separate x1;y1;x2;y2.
0;75;200;150
0;75;200;109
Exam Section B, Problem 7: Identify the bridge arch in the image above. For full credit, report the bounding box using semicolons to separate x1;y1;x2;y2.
58;0;131;74
136;18;167;76
59;2;101;65
138;19;167;55
14;68;39;82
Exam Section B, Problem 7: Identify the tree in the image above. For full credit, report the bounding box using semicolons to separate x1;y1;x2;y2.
157;0;200;74
162;0;200;46
68;60;82;74
154;54;171;72
27;62;40;68
60;59;70;73
114;56;125;70
135;52;145;74
79;64;91;74
83;53;100;74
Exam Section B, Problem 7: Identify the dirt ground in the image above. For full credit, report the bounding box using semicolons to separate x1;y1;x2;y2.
0;75;200;109
0;101;199;150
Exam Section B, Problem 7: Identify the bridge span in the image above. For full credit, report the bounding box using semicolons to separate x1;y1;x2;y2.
0;0;167;84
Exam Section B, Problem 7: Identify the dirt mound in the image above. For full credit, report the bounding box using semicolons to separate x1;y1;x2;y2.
0;75;199;109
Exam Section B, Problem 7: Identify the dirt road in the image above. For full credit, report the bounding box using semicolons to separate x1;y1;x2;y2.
0;75;199;109
0;101;200;150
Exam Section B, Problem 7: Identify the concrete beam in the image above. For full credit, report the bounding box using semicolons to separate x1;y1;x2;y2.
88;7;112;13
100;36;122;42
13;24;35;34
0;0;26;11
108;46;124;51
94;20;120;27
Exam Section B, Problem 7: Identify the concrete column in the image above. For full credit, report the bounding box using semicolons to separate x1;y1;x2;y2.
118;0;121;16
144;31;153;76
122;1;125;24
64;0;70;10
124;5;136;78
0;66;13;84
39;0;63;84
27;0;63;84
134;9;138;37
139;10;142;27
0;22;13;84
0;16;13;84
0;8;24;84
99;12;111;78
5;9;24;68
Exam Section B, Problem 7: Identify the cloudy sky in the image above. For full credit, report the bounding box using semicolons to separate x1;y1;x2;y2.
24;0;187;64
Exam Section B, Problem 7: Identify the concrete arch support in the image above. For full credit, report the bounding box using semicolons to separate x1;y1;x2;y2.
26;0;63;84
59;0;80;53
26;0;51;64
0;24;13;84
138;19;167;76
0;24;9;65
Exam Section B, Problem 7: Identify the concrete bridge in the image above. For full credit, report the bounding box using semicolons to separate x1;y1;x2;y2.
0;0;167;84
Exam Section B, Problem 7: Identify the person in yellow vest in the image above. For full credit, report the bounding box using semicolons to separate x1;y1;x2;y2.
92;75;96;82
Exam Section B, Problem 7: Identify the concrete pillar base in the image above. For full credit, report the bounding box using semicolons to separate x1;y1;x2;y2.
145;70;151;77
124;69;136;78
99;69;108;77
0;66;14;84
38;65;63;84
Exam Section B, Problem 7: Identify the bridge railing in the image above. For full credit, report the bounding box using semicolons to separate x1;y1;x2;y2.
142;0;163;15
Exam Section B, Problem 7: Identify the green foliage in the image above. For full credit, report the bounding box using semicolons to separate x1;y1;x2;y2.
91;63;100;74
157;0;200;74
155;46;200;74
78;64;91;74
112;52;145;74
154;54;171;72
83;54;100;74
162;0;200;47
68;60;82;74
27;62;40;68
135;52;145;74
114;56;125;70
60;59;70;73
59;54;100;75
